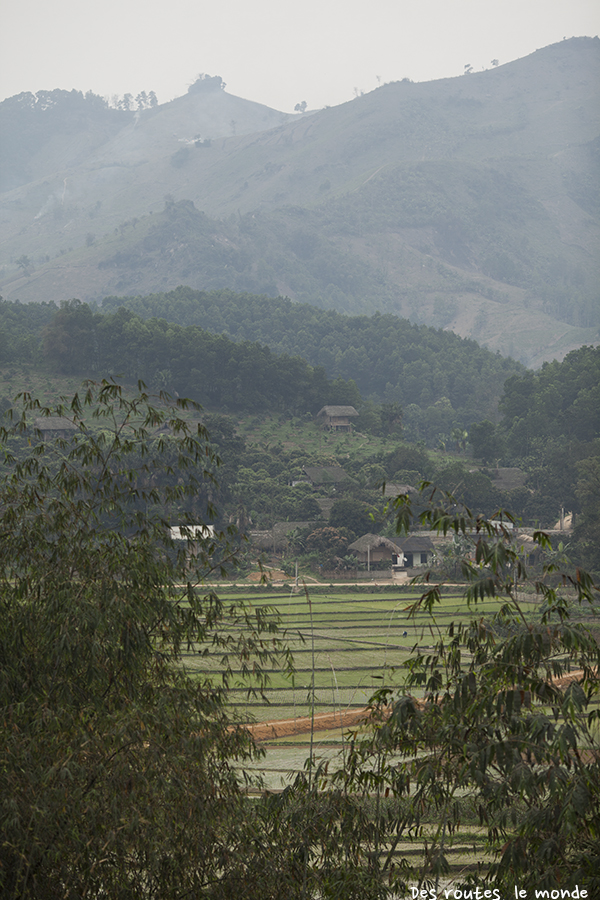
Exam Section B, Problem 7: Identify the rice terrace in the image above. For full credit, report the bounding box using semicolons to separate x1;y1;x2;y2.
181;582;581;885
186;586;510;753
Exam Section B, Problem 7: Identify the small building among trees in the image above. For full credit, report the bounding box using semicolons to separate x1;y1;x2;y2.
348;532;435;573
393;534;435;569
316;405;358;432
33;416;77;441
347;534;401;566
169;524;215;568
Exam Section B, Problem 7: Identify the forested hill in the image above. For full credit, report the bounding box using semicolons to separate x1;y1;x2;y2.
1;290;522;440
0;298;357;415
101;286;524;419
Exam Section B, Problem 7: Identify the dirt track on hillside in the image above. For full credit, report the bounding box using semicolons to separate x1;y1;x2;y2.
245;670;589;742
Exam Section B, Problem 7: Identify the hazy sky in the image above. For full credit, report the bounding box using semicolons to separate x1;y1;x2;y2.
1;0;598;112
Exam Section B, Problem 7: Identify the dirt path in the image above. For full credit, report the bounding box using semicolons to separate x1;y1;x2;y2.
246;707;372;741
246;670;589;742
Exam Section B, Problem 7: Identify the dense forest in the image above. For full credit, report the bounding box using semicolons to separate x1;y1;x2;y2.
100;285;524;440
11;299;358;414
1;291;524;436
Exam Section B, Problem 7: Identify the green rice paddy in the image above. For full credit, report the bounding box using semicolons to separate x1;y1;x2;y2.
182;587;508;794
183;588;503;720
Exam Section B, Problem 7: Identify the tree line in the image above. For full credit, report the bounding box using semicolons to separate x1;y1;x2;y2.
100;285;523;426
466;345;600;572
1;290;520;431
36;299;360;414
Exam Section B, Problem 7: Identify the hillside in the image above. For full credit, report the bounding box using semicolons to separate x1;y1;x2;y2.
1;38;599;365
0;77;292;193
99;286;524;433
0;291;524;443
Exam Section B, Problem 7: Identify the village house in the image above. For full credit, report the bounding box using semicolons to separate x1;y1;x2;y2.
315;405;358;432
250;521;312;553
301;465;350;488
348;532;435;573
169;525;215;542
169;524;215;567
347;533;401;566
392;535;435;569
33;416;77;440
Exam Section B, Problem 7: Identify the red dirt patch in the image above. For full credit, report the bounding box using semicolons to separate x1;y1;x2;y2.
246;707;372;742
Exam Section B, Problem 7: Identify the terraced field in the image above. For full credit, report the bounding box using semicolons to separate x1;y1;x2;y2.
181;585;598;886
182;586;508;791
184;588;498;715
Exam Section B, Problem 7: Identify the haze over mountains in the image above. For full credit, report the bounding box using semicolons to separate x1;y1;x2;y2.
1;37;598;366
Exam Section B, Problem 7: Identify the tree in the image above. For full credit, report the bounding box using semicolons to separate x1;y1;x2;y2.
305;526;354;557
188;74;226;94
573;442;600;575
380;401;403;436
337;484;600;895
450;426;468;453
329;497;383;538
0;382;288;898
469;418;502;464
294;100;307;113
15;254;32;275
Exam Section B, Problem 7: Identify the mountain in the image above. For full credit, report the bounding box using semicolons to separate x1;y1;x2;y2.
0;77;292;193
1;38;598;366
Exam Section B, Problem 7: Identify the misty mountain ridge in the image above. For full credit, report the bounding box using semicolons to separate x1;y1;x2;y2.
1;37;598;366
0;75;293;193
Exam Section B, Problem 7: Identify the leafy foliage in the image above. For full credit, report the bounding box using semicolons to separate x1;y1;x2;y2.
39;299;353;415
0;297;58;365
1;381;599;896
500;345;600;450
336;485;600;894
574;443;600;574
464;345;600;551
0;382;289;898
